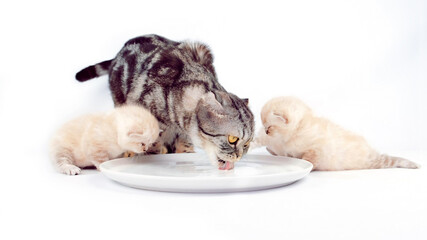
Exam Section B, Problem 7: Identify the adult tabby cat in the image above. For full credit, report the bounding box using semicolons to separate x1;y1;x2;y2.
76;34;254;170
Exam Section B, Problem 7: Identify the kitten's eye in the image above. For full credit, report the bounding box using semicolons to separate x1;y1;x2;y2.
141;143;146;147
228;135;239;144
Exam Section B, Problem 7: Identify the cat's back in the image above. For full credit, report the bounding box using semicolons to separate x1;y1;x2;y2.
124;34;180;49
114;34;180;61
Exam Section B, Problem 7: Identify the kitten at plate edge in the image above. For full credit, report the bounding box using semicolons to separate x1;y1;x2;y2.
75;34;255;170
50;105;160;175
251;96;420;171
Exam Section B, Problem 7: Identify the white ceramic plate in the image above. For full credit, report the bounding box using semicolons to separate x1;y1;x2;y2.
100;153;313;193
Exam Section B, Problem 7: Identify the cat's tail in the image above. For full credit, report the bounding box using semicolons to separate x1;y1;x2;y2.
75;59;113;82
371;154;420;169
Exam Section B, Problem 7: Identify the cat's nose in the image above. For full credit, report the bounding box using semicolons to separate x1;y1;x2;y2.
265;126;271;135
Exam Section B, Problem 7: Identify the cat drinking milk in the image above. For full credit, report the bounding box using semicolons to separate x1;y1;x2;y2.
76;35;255;170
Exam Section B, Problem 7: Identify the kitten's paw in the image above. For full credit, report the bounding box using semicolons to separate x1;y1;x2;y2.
123;151;136;158
60;164;81;175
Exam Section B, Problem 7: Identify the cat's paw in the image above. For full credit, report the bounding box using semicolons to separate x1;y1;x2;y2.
160;146;168;154
146;141;167;154
123;151;136;158
60;164;81;175
175;142;194;153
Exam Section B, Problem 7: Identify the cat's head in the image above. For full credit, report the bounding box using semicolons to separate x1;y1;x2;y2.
261;96;312;141
115;105;160;154
196;92;254;170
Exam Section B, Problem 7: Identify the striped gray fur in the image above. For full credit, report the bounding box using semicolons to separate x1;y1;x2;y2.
76;34;254;165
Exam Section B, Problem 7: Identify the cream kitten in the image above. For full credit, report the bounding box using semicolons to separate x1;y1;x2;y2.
50;105;160;175
252;96;420;171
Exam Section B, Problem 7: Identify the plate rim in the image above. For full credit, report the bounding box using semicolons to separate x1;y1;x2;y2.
100;153;313;182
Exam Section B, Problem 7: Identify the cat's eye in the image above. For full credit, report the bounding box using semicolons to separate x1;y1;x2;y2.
141;143;145;147
228;135;239;144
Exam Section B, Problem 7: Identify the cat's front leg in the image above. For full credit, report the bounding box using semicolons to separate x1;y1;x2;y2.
157;128;194;154
174;135;195;153
122;151;136;158
146;131;168;154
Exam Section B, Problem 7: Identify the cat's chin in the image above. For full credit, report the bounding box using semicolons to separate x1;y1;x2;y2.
218;159;234;170
202;144;235;170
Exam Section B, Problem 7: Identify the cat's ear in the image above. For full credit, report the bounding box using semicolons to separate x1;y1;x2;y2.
273;112;289;124
199;92;224;113
182;42;215;74
196;92;227;124
214;92;248;107
214;91;232;106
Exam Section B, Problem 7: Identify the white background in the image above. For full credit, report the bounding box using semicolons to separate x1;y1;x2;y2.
1;0;426;239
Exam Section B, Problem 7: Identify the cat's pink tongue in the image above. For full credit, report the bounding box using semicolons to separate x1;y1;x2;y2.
219;161;234;170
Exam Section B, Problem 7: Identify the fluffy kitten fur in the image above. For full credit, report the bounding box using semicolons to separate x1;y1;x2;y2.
253;96;420;171
50;105;160;175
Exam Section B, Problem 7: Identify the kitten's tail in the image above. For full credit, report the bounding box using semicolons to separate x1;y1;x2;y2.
371;154;420;169
75;59;113;82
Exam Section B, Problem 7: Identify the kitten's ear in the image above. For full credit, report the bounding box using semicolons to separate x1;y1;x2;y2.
273;112;289;124
242;98;249;106
183;42;215;75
